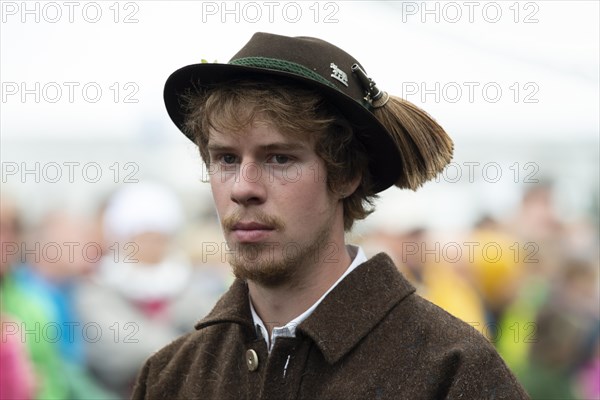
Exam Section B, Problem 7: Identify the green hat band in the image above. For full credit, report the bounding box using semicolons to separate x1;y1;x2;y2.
229;57;338;90
229;56;371;109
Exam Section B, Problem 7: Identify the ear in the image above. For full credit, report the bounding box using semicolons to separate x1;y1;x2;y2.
341;172;362;199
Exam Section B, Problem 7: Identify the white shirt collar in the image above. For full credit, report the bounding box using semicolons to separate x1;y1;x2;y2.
250;245;368;352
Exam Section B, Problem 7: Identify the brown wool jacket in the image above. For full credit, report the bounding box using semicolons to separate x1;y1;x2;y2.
132;253;529;400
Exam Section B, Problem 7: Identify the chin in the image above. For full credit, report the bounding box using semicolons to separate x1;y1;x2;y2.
228;250;294;287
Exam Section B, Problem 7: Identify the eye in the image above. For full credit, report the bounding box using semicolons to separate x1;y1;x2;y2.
268;155;291;164
220;154;237;164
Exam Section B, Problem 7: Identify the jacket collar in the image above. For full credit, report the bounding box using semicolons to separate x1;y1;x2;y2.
194;278;254;333
194;253;416;364
297;253;415;363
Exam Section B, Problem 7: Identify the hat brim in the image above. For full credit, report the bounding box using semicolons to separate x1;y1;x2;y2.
164;63;401;193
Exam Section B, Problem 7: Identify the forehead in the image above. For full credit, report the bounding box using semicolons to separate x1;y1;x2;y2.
207;117;314;150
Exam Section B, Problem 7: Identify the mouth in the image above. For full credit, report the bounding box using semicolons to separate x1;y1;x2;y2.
230;221;275;243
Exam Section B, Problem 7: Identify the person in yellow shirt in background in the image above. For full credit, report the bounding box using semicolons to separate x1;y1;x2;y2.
359;227;488;336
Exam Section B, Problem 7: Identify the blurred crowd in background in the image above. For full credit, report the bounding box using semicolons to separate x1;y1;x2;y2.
1;180;598;399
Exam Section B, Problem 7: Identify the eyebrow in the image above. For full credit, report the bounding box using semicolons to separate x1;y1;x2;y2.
262;142;309;152
206;144;235;153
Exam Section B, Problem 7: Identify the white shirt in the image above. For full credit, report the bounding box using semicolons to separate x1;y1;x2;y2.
250;245;368;352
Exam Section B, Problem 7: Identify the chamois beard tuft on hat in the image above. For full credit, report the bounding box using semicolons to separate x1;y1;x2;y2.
371;94;454;190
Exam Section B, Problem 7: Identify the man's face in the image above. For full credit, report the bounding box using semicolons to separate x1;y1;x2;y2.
207;119;343;286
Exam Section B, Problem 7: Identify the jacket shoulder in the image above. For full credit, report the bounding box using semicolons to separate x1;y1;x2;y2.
399;292;487;345
383;293;529;398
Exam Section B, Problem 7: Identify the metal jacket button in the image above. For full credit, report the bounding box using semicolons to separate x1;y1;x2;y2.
246;349;259;372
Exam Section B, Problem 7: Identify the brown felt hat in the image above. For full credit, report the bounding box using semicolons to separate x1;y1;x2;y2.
164;32;403;193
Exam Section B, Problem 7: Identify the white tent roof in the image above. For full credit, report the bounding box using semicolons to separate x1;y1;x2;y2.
2;1;598;141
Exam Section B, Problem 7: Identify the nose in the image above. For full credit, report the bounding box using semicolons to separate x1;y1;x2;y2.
230;161;266;206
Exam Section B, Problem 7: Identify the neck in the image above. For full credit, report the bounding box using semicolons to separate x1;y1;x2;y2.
248;240;353;336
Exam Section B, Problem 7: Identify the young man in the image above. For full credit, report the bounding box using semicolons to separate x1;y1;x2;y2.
132;33;529;399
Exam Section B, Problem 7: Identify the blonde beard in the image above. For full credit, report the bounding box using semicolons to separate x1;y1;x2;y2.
228;217;333;288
